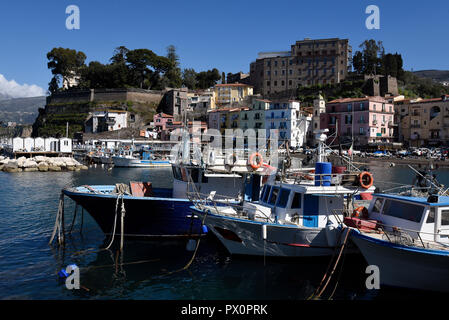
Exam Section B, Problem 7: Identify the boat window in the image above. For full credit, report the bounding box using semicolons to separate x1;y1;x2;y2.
382;199;424;223
269;187;280;205
426;208;435;223
291;192;302;209
441;210;449;226
263;186;272;203
277;188;290;208
372;198;384;213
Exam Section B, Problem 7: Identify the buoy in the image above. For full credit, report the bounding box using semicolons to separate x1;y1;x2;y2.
249;152;263;170
262;224;267;240
202;225;208;234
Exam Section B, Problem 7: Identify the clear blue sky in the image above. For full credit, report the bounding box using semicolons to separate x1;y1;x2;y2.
1;0;449;96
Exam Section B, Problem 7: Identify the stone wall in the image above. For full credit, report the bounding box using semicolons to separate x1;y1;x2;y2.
47;88;164;105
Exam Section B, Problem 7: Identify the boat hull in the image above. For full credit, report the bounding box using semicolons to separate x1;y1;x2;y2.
112;156;171;168
350;230;449;292
192;208;344;257
63;188;204;238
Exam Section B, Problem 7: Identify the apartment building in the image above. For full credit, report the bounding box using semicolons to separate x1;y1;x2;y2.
214;83;253;106
398;95;449;147
249;38;352;95
265;101;311;148
239;99;271;131
320;96;395;147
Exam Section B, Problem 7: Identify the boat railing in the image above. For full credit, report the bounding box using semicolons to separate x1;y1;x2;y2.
187;191;274;223
337;208;449;251
284;171;364;188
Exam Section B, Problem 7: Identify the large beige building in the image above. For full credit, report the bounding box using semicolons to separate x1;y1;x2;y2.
398;95;449;147
249;38;352;95
214;83;253;107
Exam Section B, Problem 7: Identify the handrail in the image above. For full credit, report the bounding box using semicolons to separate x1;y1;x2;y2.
188;192;274;223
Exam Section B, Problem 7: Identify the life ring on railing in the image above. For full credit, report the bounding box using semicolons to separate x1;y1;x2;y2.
248;152;263;170
358;171;374;189
352;206;369;219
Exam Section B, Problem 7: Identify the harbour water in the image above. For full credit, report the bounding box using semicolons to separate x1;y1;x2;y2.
0;161;448;300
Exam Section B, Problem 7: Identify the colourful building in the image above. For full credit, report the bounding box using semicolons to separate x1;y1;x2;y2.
214;83;253;106
320;96;395;147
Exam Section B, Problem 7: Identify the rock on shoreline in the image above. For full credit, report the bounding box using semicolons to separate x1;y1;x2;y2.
0;156;88;173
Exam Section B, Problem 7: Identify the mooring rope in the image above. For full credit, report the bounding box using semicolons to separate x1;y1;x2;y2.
308;227;351;300
49;192;65;246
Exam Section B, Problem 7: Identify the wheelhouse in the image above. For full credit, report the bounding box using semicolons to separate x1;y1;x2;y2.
367;194;449;243
255;182;355;228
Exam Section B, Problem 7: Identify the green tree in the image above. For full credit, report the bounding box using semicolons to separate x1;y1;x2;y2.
352;51;364;74
182;68;198;89
196;68;221;89
221;72;226;84
163;45;182;88
47;48;86;90
359;39;384;74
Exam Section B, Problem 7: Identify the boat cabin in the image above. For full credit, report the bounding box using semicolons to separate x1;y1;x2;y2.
172;163;254;200
250;182;359;228
367;194;449;244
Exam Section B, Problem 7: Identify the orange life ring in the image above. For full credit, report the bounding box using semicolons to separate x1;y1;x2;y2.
352;206;369;218
249;152;263;170
358;171;373;189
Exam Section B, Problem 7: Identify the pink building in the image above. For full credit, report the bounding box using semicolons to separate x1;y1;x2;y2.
153;113;174;131
320;96;395;147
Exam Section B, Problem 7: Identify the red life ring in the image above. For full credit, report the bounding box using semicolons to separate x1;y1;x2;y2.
249;152;263;170
352;206;369;218
358;171;373;189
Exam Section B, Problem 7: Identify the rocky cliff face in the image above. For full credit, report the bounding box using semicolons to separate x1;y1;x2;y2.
32;93;160;138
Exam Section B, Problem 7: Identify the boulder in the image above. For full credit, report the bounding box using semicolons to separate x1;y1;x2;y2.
66;166;76;171
34;156;47;163
0;158;9;165
38;162;49;172
17;157;27;168
23;160;38;168
48;166;62;172
24;167;39;172
4;160;18;169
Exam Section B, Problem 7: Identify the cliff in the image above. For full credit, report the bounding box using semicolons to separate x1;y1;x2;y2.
32;88;163;138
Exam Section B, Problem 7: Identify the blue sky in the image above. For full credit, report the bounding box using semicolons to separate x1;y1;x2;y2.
1;0;449;97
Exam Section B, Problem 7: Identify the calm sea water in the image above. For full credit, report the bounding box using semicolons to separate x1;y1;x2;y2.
0;160;448;300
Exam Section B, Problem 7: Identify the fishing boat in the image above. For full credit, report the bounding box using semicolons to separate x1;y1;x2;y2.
189;131;376;257
112;148;171;168
345;191;449;292
62;148;271;238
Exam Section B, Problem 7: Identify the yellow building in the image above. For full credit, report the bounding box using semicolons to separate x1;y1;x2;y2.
214;83;253;106
398;95;449;147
